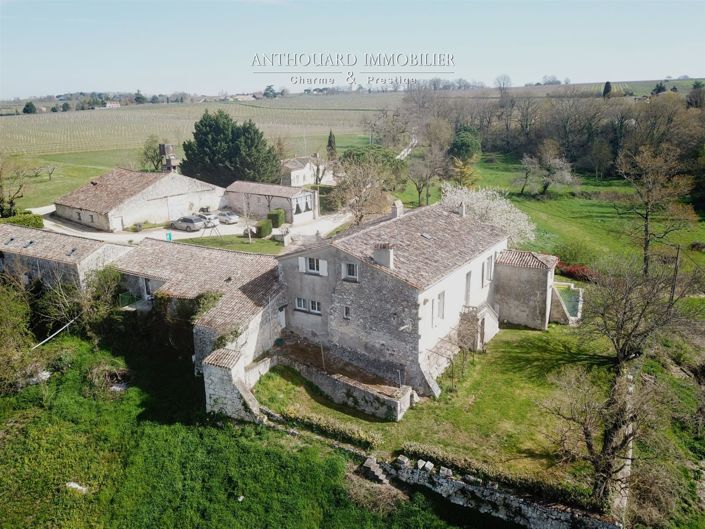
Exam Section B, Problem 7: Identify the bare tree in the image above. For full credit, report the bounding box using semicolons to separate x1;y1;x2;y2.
332;158;389;225
0;154;40;218
617;144;695;276
546;257;703;514
494;74;512;99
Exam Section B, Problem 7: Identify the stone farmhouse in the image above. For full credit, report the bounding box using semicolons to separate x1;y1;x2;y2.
54;168;225;232
2;202;573;423
225;181;319;225
0;224;131;287
280;155;334;187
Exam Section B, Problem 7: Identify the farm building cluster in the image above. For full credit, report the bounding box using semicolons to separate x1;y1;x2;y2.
51;149;332;232
1;198;580;422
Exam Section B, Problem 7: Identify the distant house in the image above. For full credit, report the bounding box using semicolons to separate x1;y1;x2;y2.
280;155;334;187
54;169;225;232
104;101;120;109
225;181;319;225
0;224;131;287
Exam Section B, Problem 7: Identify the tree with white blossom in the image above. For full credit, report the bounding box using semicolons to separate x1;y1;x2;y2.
440;183;535;245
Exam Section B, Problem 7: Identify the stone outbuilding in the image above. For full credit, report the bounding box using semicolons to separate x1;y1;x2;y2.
0;224;131;286
493;250;559;330
54;168;225;232
225;181;319;225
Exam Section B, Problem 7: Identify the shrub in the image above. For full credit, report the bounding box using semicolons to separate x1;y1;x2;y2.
281;407;382;450
255;219;272;238
689;241;705;252
554;240;595;265
557;261;594;282
267;208;285;228
0;213;44;229
401;441;599;512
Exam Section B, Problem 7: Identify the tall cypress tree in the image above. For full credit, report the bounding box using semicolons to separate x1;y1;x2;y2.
326;129;337;160
602;81;612;99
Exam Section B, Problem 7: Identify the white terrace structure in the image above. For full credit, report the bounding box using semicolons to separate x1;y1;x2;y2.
280;155;334;187
225;181;319;225
54;168;225;232
0;224;131;286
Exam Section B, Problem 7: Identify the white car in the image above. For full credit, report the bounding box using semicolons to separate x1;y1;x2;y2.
217;210;240;224
197;212;219;227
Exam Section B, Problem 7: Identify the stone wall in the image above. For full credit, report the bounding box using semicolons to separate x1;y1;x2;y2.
493;264;552;330
383;456;621;529
203;362;261;421
277;355;413;421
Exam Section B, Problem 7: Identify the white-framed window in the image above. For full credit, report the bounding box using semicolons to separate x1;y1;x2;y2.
76;212;81;221
486;256;494;282
295;297;308;311
310;300;321;314
89;214;94;223
307;257;320;273
437;291;445;320
342;262;358;281
343;306;351;319
298;256;328;276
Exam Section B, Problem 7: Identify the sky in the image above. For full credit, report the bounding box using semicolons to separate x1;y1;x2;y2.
0;0;704;99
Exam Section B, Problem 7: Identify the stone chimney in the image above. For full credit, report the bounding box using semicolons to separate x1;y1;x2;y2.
391;199;404;219
373;242;395;269
460;201;466;217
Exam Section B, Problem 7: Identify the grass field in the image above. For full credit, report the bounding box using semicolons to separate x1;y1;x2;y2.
0;335;486;529
180;235;284;254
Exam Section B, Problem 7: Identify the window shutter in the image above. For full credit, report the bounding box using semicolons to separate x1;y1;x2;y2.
320;259;328;277
298;257;305;272
341;263;346;277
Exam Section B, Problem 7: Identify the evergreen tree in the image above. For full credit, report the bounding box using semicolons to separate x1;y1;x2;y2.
181;111;279;186
22;102;36;114
326;130;337;160
602;81;612;99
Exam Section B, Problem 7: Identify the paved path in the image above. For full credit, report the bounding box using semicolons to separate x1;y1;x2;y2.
30;205;351;245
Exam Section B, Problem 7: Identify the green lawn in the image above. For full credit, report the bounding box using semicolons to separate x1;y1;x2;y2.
0;335;472;529
255;326;611;483
472;153;705;267
393;180;443;208
179;235;284;255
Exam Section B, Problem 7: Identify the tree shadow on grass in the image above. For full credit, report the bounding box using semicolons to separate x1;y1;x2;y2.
101;313;207;425
492;331;615;382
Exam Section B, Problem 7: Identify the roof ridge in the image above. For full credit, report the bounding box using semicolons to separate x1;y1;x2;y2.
332;203;441;245
0;223;116;246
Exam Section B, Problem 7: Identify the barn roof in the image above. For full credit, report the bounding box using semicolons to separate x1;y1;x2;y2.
226;180;308;199
495;250;559;270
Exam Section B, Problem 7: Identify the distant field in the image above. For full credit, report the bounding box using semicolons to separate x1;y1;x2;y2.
0;99;381;156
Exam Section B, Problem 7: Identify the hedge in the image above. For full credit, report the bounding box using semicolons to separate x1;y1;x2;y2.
281;407;382;450
267;208;286;228
401;441;600;513
255;219;272;238
0;213;44;229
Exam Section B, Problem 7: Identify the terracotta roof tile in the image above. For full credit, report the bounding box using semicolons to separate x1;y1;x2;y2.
112;238;281;332
54;168;168;214
203;348;241;369
331;204;507;290
496;250;559;269
0;224;107;264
